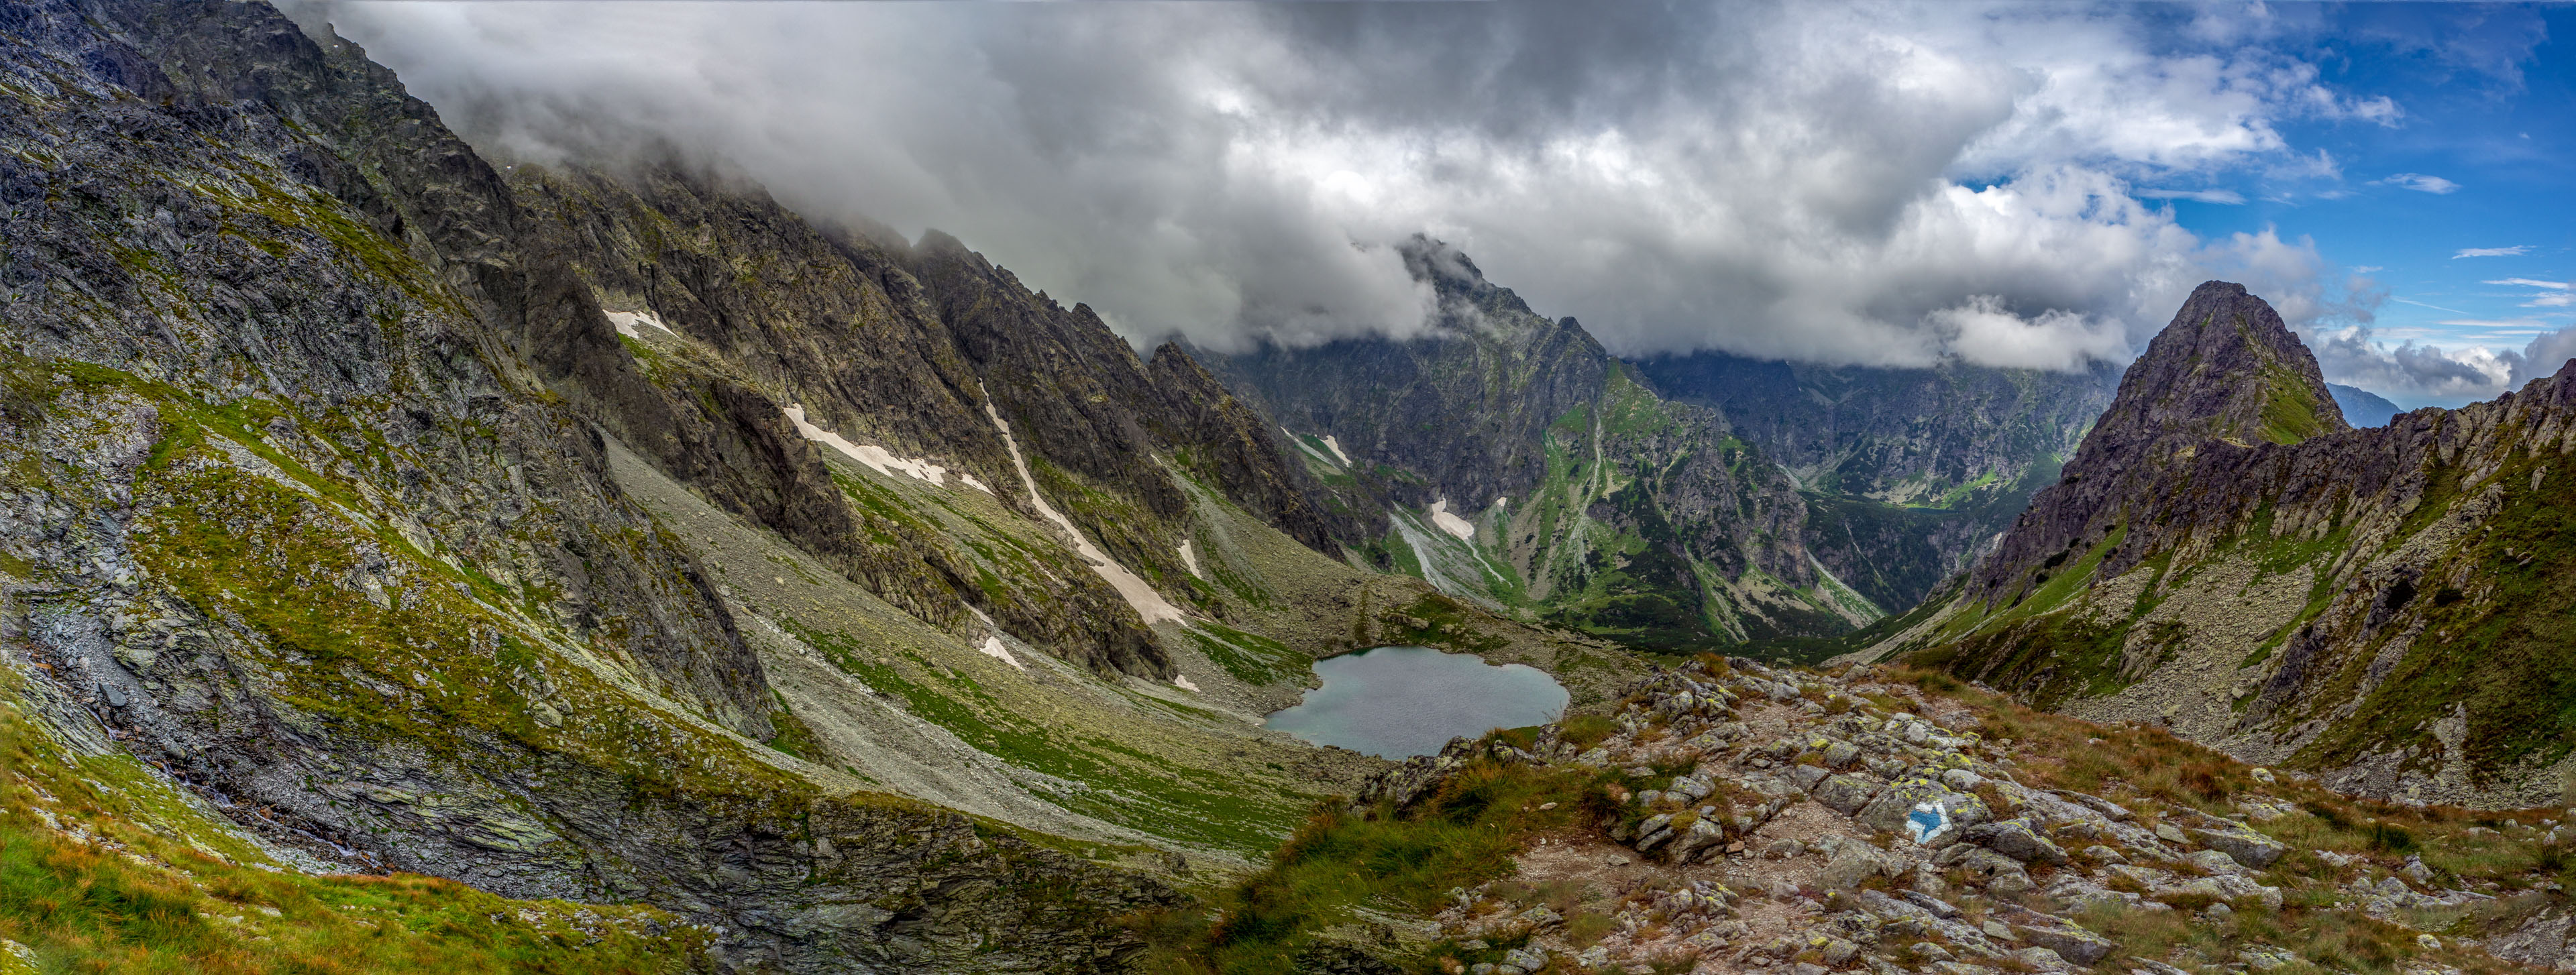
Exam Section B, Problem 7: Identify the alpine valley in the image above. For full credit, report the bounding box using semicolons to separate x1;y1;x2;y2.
10;3;2576;975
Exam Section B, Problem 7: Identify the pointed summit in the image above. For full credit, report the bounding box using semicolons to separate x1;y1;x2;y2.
2091;280;2348;457
1963;282;2344;604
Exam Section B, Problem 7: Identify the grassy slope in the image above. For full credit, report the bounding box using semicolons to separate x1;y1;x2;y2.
1889;402;2576;799
0;696;708;974
1354;365;1875;656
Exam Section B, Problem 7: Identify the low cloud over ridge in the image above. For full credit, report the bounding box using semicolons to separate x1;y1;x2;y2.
302;1;2408;375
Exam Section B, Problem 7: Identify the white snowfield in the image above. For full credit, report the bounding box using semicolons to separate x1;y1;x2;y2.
1320;435;1353;466
784;404;994;494
961;607;1026;671
980;390;1187;626
1281;426;1346;468
1178;539;1203;579
1428;498;1477;540
604;308;676;339
978;635;1026;671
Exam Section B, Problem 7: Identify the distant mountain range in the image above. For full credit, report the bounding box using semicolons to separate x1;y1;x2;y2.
1195;241;2117;654
2328;382;2402;426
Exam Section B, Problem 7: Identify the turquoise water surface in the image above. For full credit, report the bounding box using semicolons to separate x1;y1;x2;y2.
1263;645;1568;758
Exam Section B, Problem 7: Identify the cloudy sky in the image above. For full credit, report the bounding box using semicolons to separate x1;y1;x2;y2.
301;1;2572;408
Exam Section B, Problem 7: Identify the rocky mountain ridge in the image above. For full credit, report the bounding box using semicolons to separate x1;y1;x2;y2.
1856;281;2576;809
0;1;1637;970
1197;242;2118;652
1198;241;1876;652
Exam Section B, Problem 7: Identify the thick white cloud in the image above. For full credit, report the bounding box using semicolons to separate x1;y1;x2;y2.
299;0;2396;371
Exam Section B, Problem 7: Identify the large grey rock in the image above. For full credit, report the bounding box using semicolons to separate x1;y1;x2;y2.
2011;947;2072;972
1937;844;2029;882
1815;774;1882;815
1819;843;1885;892
1823;741;1862;769
2012;923;2113;966
2055;790;2133;820
2186;826;2286;869
1669;818;1727;862
1858;777;1964;836
2157;874;2283;911
1961;818;2068;864
2184;849;2245;875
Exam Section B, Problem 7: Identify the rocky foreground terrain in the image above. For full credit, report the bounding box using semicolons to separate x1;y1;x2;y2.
1270;657;2576;975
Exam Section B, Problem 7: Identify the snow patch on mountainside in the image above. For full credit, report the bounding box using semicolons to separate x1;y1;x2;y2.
1428;498;1476;540
978;636;1026;671
1320;435;1353;466
983;390;1186;625
1179;540;1203;579
1281;426;1344;468
784;404;993;494
604;308;676;339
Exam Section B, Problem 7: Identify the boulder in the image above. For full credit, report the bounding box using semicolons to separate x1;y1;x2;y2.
2012;923;2112;965
1900;890;1961;918
2239;945;2296;972
2184;850;2243;875
1511;907;1562;929
1937;844;2029;882
1960;818;2068;864
1668;818;1726;862
1821;939;1861;966
2157;874;2283;911
2011;947;2073;972
2055;790;2134;821
1819;843;1885;892
1858;777;1959;836
1790;764;1831;790
2186;827;2286;869
1815;774;1882;815
1823;741;1862;769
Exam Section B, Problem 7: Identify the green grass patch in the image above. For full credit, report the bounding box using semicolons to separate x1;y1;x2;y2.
0;699;707;974
1127;749;1612;974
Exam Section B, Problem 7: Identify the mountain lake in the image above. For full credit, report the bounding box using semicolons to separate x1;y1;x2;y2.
1263;645;1569;758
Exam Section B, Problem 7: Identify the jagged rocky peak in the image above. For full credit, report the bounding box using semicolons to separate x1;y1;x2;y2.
1966;282;2345;604
2092;280;2347;457
1400;235;1591;346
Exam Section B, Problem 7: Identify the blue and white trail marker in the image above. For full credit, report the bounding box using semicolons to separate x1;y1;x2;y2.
1906;801;1951;845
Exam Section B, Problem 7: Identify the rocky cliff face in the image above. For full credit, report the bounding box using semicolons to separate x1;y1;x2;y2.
0;1;1650;969
0;3;1647;968
1966;280;2348;608
1864;282;2576;808
1635;351;2114;608
1199;240;1877;652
